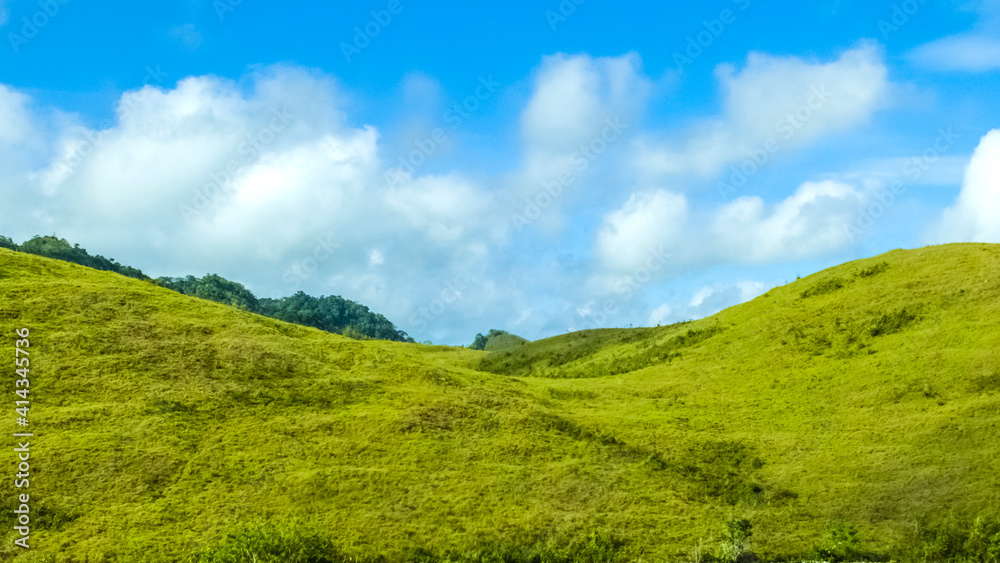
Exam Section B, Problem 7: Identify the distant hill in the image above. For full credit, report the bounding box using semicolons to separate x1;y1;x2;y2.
1;243;999;561
469;328;530;352
156;275;413;343
483;332;529;352
1;234;148;280
0;234;412;343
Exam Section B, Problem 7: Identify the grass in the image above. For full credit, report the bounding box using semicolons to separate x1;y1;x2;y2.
1;243;999;561
483;332;530;352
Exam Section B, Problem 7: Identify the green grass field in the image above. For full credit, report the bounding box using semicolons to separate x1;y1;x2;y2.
1;244;999;562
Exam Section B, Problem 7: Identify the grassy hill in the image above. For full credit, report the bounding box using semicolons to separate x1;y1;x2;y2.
483;332;530;352
1;244;999;561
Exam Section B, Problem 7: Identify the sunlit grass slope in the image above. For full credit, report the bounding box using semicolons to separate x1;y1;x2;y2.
0;244;998;561
482;332;530;352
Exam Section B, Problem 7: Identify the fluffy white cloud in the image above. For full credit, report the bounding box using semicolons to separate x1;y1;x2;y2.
0;49;966;346
593;180;864;284
0;66;504;345
909;1;1000;72
712;180;866;263
686;280;769;317
910;35;1000;72
0;85;36;147
507;53;647;232
930;129;1000;242
634;43;889;180
648;303;672;326
595;190;687;272
644;279;772;328
522;52;649;154
384;172;495;248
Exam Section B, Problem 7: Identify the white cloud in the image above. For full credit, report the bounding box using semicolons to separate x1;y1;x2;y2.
1;84;63;223
522;52;649;154
711;180;865;263
595;190;687;273
0;49;969;346
383;172;496;248
0;66;505;345
853;154;969;188
909;1;1000;72
646;280;772;328
592;180;864;284
685;280;770;319
400;71;444;109
0;85;36;147
507;53;648;232
929;129;1000;242
634;43;889;180
648;303;672;326
909;34;1000;72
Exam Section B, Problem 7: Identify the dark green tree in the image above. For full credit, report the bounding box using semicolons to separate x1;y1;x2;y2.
16;235;147;280
470;333;488;350
470;329;508;350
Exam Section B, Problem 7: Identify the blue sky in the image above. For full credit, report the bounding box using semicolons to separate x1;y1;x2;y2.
1;0;998;345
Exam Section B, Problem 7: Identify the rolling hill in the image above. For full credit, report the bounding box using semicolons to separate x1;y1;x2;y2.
0;243;998;562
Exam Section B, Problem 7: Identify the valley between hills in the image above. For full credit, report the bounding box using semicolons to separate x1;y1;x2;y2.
1;243;998;562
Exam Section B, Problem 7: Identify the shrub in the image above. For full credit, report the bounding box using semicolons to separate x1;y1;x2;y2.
965;515;1000;563
864;308;917;338
800;278;845;298
811;522;866;562
717;517;754;563
902;513;1000;563
548;387;598;400
854;261;890;278
190;521;344;563
432;530;635;563
470;332;489;350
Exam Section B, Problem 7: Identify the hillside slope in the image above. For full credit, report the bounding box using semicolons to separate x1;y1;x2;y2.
0;244;999;561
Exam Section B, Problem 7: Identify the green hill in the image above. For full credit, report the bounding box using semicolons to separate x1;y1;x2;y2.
1;235;148;280
470;329;531;352
1;235;412;343
1;244;999;562
483;332;529;352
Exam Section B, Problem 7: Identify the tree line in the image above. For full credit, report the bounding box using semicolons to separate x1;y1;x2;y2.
155;275;413;342
0;235;148;280
1;235;413;343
